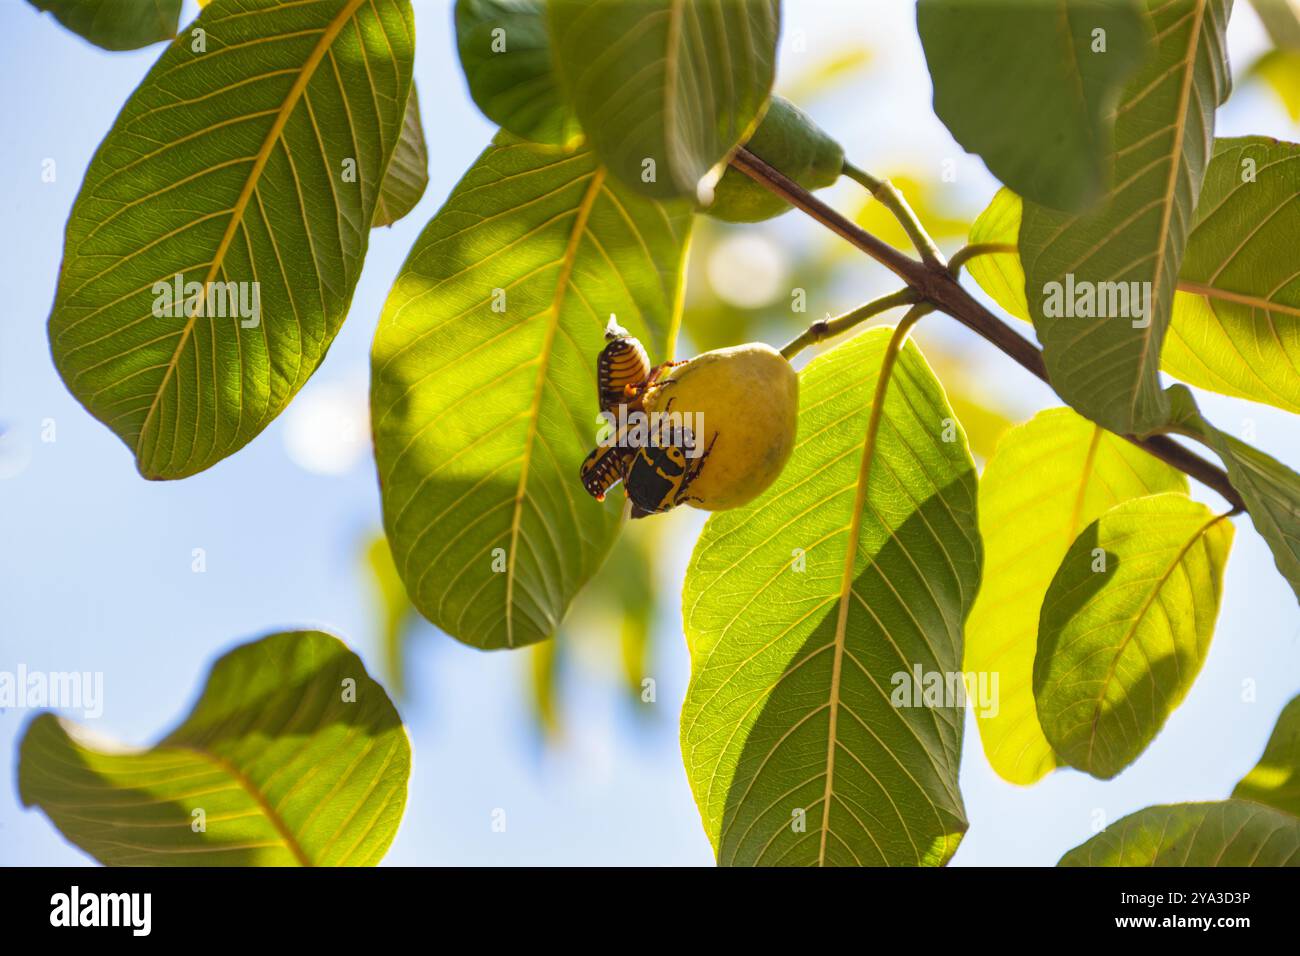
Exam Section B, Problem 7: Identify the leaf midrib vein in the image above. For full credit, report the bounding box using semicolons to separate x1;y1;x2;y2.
504;168;606;647
172;743;312;866
136;0;367;466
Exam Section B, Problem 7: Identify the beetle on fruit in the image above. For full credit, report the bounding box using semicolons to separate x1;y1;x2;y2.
579;441;633;502
621;399;717;518
596;316;679;415
577;322;799;518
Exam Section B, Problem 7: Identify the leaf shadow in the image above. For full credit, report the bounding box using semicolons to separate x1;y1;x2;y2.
716;477;978;866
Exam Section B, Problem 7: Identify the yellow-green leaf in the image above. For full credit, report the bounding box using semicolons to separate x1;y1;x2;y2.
548;0;780;199
966;407;1186;785
970;152;1300;416
1233;694;1300;816
27;0;180;51
682;326;981;866
1164;384;1300;601
373;85;430;228
454;0;582;147
1162;137;1300;413
1059;800;1300;865
1019;0;1232;435
18;631;409;866
917;0;1149;211
371;134;692;649
48;0;415;478
965;187;1028;322
1035;492;1233;779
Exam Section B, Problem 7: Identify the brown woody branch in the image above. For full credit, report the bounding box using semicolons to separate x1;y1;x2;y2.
728;147;1245;512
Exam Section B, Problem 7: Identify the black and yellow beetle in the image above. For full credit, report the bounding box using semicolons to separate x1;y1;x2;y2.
622;401;716;518
596;316;679;414
580;317;704;514
578;442;633;502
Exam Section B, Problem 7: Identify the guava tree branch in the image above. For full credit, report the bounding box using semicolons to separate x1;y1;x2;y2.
728;147;1246;513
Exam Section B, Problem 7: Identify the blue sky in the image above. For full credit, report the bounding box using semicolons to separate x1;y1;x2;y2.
2;0;1298;867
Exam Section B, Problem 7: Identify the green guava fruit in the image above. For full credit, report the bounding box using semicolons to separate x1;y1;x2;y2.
644;343;798;510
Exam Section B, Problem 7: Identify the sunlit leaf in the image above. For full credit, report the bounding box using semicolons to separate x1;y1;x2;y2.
548;0;780;199
972;144;1300;417
27;0;181;51
966;408;1186;785
1162;137;1300;413
917;0;1148;212
1020;0;1231;435
1164;384;1300;601
373;85;429;228
371;133;692;650
1060;800;1300;865
18;631;409;866
965;187;1028;322
47;0;415;478
1035;492;1233;779
682;326;981;866
1233;694;1300;816
455;0;582;146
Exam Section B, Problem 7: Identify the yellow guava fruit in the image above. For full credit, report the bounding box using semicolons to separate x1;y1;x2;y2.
644;343;798;511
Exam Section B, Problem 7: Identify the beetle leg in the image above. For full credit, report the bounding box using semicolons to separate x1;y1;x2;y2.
690;433;718;475
638;362;682;397
675;434;718;505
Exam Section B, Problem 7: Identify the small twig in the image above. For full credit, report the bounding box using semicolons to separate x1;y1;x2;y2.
779;288;919;359
841;160;946;267
729;146;1246;513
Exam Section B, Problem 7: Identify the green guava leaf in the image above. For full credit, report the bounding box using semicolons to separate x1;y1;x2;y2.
371;133;692;650
1164;384;1300;601
1060;692;1300;865
966;187;1030;321
1162;137;1300;413
965;407;1186;785
681;326;981;866
1059;800;1300;865
705;95;844;223
916;0;1149;212
1020;0;1232;435
27;0;181;51
18;631;409;866
970;158;1300;415
547;0;780;199
1234;694;1300;816
47;0;415;479
455;0;582;146
1035;492;1233;779
373;85;429;228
